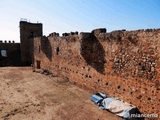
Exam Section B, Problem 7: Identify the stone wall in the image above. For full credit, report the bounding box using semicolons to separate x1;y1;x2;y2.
0;42;21;66
33;29;160;118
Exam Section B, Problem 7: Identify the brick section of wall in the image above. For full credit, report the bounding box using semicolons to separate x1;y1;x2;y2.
0;43;21;66
33;29;160;117
20;21;42;65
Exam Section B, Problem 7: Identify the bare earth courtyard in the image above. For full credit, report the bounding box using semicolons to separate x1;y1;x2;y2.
0;67;121;120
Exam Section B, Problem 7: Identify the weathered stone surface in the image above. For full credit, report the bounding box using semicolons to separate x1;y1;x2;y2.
33;28;160;118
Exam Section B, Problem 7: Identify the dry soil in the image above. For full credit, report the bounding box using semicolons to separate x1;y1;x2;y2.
0;67;122;120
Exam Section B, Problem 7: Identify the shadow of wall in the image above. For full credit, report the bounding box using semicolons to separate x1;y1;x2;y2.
41;37;52;62
80;33;105;74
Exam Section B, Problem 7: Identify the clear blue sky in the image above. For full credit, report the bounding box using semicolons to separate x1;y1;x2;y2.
0;0;160;43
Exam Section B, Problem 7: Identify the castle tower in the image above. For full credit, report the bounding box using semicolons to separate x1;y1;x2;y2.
19;19;43;65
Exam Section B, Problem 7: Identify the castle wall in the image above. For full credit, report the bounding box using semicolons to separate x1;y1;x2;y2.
0;42;21;66
33;29;160;117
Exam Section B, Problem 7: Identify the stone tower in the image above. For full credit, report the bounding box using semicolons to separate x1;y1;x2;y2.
19;19;43;65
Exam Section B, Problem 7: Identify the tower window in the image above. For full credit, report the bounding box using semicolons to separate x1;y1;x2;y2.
30;31;34;38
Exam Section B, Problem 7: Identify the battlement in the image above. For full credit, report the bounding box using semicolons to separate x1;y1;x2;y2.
0;40;16;43
48;32;59;37
44;28;160;43
48;31;79;38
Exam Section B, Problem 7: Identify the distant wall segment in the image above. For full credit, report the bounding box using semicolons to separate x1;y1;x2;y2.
0;42;21;66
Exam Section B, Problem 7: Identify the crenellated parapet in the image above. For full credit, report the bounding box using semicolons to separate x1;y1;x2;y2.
49;32;59;37
0;40;16;43
62;33;69;36
62;31;79;37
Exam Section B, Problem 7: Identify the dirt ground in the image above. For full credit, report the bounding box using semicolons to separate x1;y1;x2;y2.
0;67;122;120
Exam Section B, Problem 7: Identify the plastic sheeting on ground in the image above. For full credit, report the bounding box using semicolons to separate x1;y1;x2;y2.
91;92;144;120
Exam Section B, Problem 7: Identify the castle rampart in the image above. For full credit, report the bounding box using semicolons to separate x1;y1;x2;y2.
33;28;160;117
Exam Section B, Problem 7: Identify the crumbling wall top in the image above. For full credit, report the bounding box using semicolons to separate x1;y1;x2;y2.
91;28;107;35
